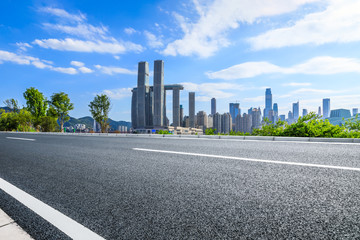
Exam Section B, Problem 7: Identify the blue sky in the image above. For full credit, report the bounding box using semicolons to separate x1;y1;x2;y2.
1;0;360;122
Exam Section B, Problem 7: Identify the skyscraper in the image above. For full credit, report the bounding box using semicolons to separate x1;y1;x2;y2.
251;108;262;130
136;61;149;129
353;108;358;116
180;105;184;126
213;112;222;133
302;109;308;117
153;60;164;128
221;113;232;134
318;106;322;116
293;101;299;120
323;98;330;118
229;103;240;124
211;98;216;115
264;88;272;120
189;92;195;128
273;103;278;122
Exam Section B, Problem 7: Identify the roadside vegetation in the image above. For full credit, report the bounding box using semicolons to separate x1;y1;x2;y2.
0;87;73;132
206;113;360;138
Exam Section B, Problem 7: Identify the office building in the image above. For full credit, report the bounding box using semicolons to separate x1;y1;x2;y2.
279;115;286;121
213;113;222;133
207;115;213;128
189;92;195;128
251;108;262;130
264;88;273;120
330;109;351;118
180;105;184;127
318;106;322;116
229;103;240;125
196;111;208;132
221;113;232;134
131;60;184;132
353;108;358;116
288;111;293;124
323;98;330;118
211;98;216;115
235;113;252;133
293;101;299;120
302;109;308;117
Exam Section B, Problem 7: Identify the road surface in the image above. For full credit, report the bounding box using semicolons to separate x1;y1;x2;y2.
1;133;360;239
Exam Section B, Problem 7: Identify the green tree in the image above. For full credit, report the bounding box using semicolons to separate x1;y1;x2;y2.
3;98;19;112
49;92;74;132
23;87;48;129
89;94;111;133
40;116;58;132
0;110;18;131
344;114;360;131
17;109;33;132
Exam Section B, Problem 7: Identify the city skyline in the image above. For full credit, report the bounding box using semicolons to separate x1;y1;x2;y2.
1;1;360;122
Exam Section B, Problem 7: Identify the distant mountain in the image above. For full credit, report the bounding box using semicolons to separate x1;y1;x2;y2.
0;107;11;112
64;116;132;131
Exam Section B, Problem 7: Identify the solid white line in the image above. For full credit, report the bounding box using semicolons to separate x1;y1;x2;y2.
133;148;360;172
6;137;35;141
0;178;105;240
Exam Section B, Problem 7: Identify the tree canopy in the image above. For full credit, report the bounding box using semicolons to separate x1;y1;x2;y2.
23;87;48;128
89;94;111;133
49;92;74;132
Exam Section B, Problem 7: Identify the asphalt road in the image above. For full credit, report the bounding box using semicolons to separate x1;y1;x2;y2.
1;133;360;239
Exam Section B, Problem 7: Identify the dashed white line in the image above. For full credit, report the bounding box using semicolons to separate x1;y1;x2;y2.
0;178;105;240
133;148;360;172
6;137;35;141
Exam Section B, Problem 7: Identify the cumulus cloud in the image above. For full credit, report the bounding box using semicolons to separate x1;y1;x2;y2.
162;0;320;58
144;31;164;48
16;42;32;51
37;7;143;54
95;65;136;75
102;88;132;99
70;60;85;67
282;82;312;87
78;67;93;73
124;27;137;35
33;38;144;54
0;49;78;74
181;82;245;101
207;56;360;80
249;0;360;50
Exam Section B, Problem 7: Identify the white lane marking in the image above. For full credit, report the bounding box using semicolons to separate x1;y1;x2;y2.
0;178;105;240
133;148;360;172
6;137;35;141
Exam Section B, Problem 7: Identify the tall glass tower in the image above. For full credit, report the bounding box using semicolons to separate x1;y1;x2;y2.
264;88;272;119
292;101;299;120
211;98;216;115
229;103;240;124
323;98;330;118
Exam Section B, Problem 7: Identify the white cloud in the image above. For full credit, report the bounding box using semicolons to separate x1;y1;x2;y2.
244;95;264;102
52;67;78;75
16;42;32;51
144;31;164;48
207;56;360;80
43;23;109;40
102;88;132;99
95;65;136;75
162;0;320;58
70;60;85;67
249;0;360;50
39;7;86;22
113;56;120;60
124;27;137;35
78;67;93;73
33;38;144;54
282;82;312;87
0;49;78;74
181;82;245;101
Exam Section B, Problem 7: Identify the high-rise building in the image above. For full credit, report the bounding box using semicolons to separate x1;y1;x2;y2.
302;109;308;117
264;88;273;120
279;115;286;121
235;113;252;133
136;61;149;129
293;101;299;120
288;111;293;121
251;108;262;130
318;106;322;116
153;60;164;128
196;111;208;132
207;114;213;128
213;113;222;133
330;109;351;118
180;105;184;126
211;98;216;115
273;103;278;115
353;108;358;116
323;98;330;118
248;107;253;114
189;92;195;128
221;113;232;134
229;103;240;125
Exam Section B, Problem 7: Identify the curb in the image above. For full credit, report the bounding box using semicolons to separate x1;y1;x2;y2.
0;209;33;239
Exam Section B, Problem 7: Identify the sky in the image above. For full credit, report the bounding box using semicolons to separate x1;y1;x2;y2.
1;0;360;122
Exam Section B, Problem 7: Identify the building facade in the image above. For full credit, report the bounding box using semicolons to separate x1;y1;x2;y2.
323;98;330;118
